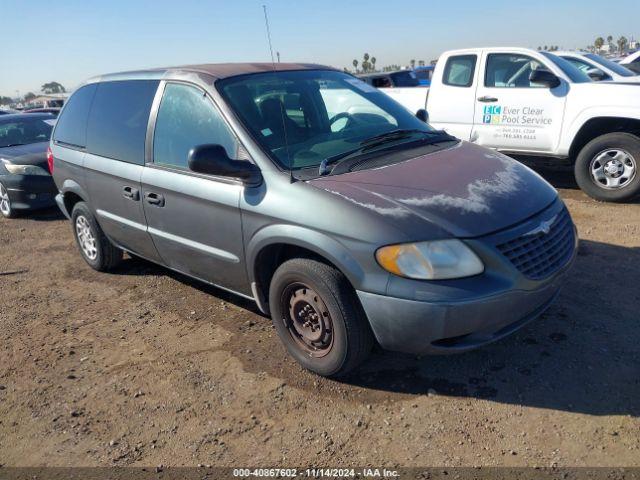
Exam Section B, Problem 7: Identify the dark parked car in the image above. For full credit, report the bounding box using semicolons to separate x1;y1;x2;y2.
359;70;420;88
24;107;61;116
51;63;576;377
0;113;58;218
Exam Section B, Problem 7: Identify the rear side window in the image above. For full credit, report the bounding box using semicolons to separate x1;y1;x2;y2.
53;84;97;148
442;55;476;87
86;80;159;164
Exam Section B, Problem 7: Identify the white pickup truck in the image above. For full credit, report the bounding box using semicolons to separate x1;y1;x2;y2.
381;47;640;202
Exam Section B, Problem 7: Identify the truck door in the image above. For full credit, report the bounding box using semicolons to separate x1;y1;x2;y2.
471;52;566;152
426;53;479;140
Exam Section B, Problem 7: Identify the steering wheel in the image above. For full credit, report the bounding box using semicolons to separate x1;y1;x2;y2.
329;112;357;132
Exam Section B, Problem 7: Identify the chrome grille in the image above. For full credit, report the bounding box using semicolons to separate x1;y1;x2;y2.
496;208;575;280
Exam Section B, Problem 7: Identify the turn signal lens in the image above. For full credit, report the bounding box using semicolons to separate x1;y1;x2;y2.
375;240;484;280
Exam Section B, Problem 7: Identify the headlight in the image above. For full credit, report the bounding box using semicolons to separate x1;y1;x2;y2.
3;163;50;176
376;239;484;280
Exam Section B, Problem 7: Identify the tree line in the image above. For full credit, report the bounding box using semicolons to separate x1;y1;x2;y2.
349;53;429;74
0;82;66;106
593;35;633;53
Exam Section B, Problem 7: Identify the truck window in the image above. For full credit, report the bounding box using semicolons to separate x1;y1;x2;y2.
485;54;545;88
153;83;238;169
86;80;159;164
442;55;476;87
389;71;419;87
371;76;392;88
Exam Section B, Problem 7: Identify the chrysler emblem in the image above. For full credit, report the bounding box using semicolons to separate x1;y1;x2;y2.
525;215;557;236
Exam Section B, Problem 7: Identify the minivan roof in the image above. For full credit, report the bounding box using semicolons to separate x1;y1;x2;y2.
88;62;336;84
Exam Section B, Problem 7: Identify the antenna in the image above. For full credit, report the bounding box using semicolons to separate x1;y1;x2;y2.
262;4;294;183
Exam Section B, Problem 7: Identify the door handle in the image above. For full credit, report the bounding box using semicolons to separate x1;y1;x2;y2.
122;186;140;201
144;192;165;207
477;96;498;103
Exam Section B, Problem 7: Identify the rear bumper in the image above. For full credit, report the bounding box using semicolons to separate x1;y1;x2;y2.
1;174;57;210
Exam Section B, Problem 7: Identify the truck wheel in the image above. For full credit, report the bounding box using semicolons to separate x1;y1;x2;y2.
71;202;123;271
268;258;374;377
575;133;640;202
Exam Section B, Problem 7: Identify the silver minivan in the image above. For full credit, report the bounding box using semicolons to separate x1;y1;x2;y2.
51;63;576;377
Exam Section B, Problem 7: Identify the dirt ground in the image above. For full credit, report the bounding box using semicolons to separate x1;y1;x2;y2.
0;166;639;469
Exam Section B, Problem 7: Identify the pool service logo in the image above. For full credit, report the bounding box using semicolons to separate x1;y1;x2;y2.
482;105;552;126
483;105;502;124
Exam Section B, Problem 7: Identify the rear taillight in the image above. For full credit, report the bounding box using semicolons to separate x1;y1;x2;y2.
46;147;54;174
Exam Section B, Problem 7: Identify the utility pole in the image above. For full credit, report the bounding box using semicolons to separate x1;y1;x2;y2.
276;51;281;63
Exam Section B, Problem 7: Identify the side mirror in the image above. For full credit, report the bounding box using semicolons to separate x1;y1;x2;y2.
416;109;429;123
529;68;561;88
586;68;607;81
188;144;262;185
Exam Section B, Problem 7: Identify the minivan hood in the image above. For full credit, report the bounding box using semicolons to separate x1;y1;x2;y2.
309;142;558;238
0;142;48;168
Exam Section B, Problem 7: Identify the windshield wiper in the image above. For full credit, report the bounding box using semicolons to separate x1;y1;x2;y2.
318;129;454;176
359;128;426;146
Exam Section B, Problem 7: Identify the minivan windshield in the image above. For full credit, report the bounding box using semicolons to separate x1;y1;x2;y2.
585;53;637;77
217;70;439;172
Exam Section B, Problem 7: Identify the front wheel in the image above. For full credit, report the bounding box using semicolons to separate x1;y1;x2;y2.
574;132;640;202
0;182;17;219
268;258;374;377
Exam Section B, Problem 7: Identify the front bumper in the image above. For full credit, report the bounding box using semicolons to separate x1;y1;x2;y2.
358;198;576;355
1;174;57;211
358;275;564;355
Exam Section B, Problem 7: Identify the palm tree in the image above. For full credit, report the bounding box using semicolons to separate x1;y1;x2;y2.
543;45;548;51
371;57;376;72
594;37;604;51
410;59;416;69
617;36;628;53
352;59;358;73
418;60;425;67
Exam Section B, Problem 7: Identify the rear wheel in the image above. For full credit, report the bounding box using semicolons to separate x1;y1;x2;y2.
268;258;373;377
575;133;640;202
0;182;17;219
71;202;122;271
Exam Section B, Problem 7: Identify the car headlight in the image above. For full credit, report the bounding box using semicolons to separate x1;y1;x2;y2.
3;163;50;176
376;239;484;280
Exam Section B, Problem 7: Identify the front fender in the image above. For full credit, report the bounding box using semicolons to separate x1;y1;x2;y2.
246;223;389;295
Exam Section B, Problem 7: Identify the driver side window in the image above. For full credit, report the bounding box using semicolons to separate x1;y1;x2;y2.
485;54;546;88
153;83;239;169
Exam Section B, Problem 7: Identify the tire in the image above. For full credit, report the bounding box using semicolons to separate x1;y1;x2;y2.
0;182;17;219
71;202;122;271
574;132;640;202
268;258;374;377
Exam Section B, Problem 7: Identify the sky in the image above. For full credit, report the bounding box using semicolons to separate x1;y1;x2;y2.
1;0;638;97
